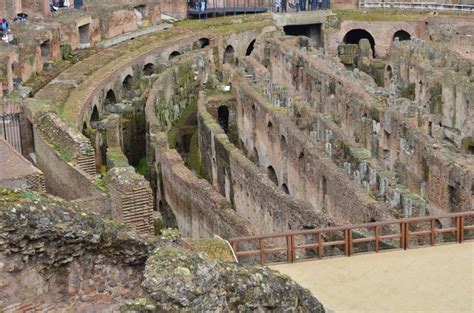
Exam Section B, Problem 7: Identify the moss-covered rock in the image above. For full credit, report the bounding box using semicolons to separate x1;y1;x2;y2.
122;247;324;312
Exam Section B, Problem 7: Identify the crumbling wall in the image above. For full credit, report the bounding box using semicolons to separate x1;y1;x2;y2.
0;190;155;310
198;92;333;233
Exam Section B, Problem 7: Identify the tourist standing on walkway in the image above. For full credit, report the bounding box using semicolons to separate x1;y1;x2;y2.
282;0;287;12
1;19;8;34
311;0;317;10
300;0;306;11
275;0;281;12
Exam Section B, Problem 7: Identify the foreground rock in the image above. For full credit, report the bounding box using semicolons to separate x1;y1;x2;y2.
0;188;324;312
122;247;324;312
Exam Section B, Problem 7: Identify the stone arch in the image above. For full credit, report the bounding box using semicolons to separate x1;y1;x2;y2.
169;51;181;60
105;90;117;106
393;30;411;42
224;45;235;64
217;105;229;133
280;135;288;151
267;166;278;186
122;75;133;98
343;29;376;57
91;105;100;122
82;121;88;132
143;63;155;76
246;39;256;56
281;183;290;195
197;38;210;48
386;65;393;81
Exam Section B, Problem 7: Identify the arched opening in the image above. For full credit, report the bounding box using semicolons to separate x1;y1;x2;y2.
343;29;376;57
267;121;273;128
82;122;88;132
386;65;393;81
467;145;474;155
217;105;229;133
224;45;235;64
169;51;181;60
267;166;278;186
143;63;154;76
393;30;411;42
122;75;133;98
105;90;117;106
281;183;290;195
250;147;259;164
280;135;288;150
91;105;99;123
197;38;210;49
246;39;256;56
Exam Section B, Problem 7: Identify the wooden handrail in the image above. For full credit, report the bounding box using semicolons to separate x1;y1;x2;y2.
230;211;474;265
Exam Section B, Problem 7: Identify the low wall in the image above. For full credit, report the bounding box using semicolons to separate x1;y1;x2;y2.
34;130;111;216
198;92;334;233
161;148;253;238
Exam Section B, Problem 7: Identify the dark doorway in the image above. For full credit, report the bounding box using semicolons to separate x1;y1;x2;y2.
105;90;117;106
197;38;210;48
283;24;323;48
246;39;256;56
393;30;411;42
224;45;235;64
122;75;133;98
143;63;154;76
267;166;278;186
78;24;90;45
343;29;376;57
91;105;99;122
282;183;290;195
40;41;51;60
169;51;181;60
217;105;229;133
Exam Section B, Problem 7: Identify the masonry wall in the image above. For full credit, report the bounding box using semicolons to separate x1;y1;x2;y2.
264;38;473;214
34;131;112;216
228;68;385;225
161;148;253;238
198;93;333;233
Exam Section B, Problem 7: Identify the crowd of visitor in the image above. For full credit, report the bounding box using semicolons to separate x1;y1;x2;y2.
275;0;330;12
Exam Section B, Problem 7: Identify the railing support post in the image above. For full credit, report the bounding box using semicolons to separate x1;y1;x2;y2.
318;232;323;259
405;222;409;250
375;225;380;253
286;235;292;263
459;216;465;243
259;238;265;265
348;229;352;256
344;229;349;256
430;219;435;246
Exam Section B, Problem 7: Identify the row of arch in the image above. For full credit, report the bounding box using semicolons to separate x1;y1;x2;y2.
342;28;411;57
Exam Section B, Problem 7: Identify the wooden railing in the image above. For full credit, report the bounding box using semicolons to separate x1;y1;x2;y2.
229;211;474;265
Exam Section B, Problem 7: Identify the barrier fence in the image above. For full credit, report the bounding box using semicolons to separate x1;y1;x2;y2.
229;211;474;265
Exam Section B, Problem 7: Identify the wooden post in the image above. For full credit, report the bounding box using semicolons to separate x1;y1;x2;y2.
400;222;405;249
344;229;349;256
430;219;435;246
375;225;380;253
259;238;265;265
286;235;292;263
348;229;353;256
459;216;465;243
318;232;323;259
290;235;295;263
405;222;409;250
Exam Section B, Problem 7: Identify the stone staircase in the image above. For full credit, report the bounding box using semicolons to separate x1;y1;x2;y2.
121;186;154;235
76;154;96;177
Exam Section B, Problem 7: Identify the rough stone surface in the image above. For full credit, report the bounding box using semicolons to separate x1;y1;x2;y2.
124;247;325;312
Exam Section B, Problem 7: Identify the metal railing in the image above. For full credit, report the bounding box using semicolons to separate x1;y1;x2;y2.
229;211;474;265
359;0;474;12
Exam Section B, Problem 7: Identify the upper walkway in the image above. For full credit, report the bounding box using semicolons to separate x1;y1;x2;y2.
272;242;474;313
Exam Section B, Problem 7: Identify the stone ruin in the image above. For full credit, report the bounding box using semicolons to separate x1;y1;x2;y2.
0;1;473;311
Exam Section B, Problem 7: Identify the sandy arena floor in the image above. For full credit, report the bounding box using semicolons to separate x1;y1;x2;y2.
272;242;474;313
